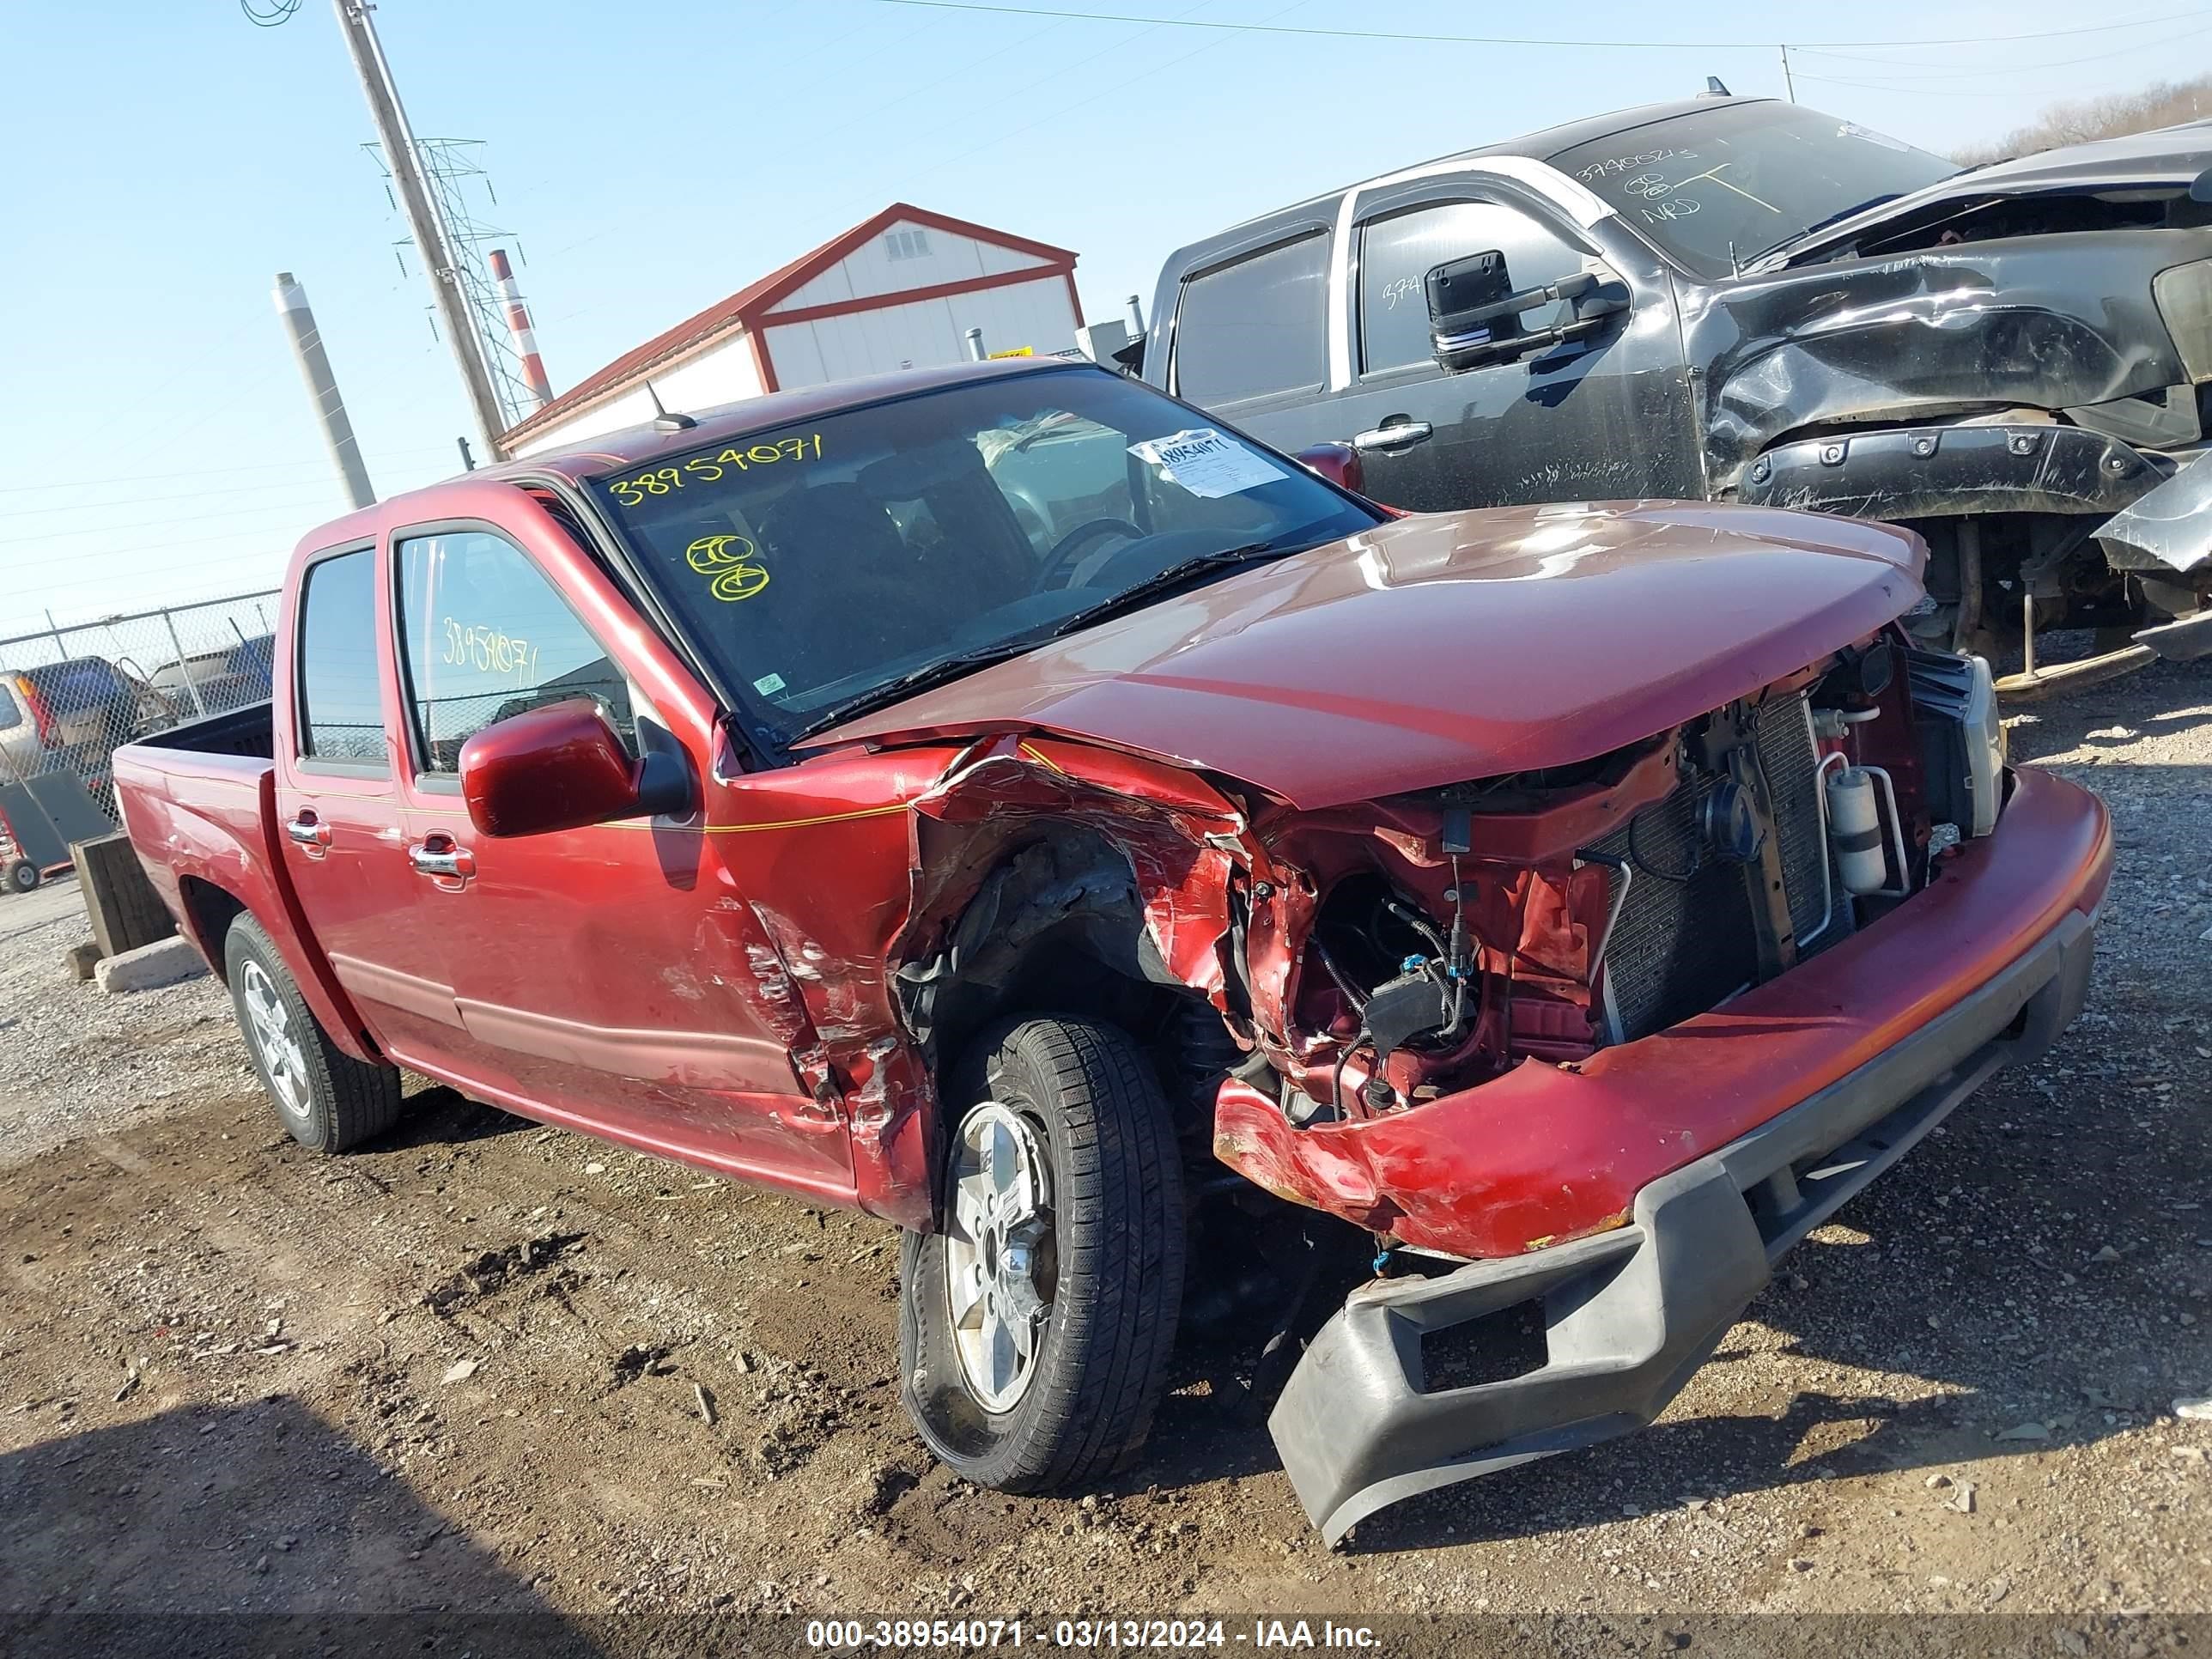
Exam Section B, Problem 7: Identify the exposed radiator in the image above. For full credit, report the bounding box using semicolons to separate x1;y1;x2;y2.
1590;693;1839;1044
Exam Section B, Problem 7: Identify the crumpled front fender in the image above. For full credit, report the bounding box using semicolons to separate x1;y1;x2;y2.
2096;453;2212;574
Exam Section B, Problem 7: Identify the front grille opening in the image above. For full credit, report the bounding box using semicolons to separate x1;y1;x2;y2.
1419;1298;1548;1393
1590;691;1836;1044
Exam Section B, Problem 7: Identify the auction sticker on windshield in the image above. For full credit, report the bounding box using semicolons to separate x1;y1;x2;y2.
1128;428;1286;499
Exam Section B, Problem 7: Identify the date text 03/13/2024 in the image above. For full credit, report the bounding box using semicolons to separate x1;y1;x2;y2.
802;1620;1382;1650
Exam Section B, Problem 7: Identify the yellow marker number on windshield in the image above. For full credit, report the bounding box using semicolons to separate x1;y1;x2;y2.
608;433;823;505
686;534;770;604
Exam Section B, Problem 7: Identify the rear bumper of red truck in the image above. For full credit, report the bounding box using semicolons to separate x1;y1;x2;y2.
1245;767;2111;1543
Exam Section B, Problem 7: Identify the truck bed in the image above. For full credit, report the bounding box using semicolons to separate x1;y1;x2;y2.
133;700;274;761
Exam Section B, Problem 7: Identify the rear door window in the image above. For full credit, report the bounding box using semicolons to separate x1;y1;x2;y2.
1358;199;1589;374
296;550;387;768
1171;233;1329;405
394;529;634;775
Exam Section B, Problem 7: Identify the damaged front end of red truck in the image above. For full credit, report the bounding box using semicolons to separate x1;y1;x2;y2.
807;495;2108;1543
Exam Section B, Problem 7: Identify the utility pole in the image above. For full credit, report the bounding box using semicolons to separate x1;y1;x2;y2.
1779;42;1797;103
272;272;375;510
330;0;509;459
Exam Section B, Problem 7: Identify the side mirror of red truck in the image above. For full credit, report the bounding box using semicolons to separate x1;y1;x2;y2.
458;696;685;838
1293;441;1364;495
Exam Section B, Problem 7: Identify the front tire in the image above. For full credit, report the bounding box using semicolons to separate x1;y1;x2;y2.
5;859;38;895
900;1016;1187;1493
224;915;401;1152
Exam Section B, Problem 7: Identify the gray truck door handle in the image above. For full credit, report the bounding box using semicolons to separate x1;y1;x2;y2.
1352;421;1434;453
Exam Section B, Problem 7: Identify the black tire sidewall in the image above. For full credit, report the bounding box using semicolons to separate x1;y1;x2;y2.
900;1081;1072;1485
224;917;335;1152
6;860;37;894
900;1015;1183;1492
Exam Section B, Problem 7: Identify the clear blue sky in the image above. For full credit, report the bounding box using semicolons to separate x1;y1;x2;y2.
4;0;2208;629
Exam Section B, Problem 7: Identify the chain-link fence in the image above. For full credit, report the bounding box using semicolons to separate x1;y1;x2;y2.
0;592;281;849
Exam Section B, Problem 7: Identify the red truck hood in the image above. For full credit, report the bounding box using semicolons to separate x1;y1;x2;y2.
806;501;1924;809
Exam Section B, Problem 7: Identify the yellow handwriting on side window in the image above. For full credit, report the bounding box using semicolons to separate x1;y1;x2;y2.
441;617;540;684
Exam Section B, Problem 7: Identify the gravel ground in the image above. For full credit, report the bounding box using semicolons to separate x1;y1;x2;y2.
0;664;2206;1656
0;881;231;1168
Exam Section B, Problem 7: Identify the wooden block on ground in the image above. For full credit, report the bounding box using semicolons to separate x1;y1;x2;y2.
64;940;101;981
70;831;176;960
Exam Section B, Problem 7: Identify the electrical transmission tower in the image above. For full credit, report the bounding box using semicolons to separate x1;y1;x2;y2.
364;138;548;432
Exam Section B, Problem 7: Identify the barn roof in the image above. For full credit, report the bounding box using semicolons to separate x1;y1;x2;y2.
499;204;1079;451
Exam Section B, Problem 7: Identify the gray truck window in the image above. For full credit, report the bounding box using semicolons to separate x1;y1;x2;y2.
1173;233;1328;404
1550;102;1955;280
394;529;634;774
1359;200;1587;374
296;550;386;767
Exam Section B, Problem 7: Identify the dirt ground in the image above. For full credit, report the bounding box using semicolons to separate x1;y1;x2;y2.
2;666;2208;1656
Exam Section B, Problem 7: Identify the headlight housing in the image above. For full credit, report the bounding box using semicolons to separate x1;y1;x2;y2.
2154;258;2212;382
1907;647;2005;838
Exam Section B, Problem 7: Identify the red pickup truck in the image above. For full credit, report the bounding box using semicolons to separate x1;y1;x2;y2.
115;359;2110;1542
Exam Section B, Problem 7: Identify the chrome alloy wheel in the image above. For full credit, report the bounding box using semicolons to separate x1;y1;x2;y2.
942;1100;1056;1413
240;959;309;1120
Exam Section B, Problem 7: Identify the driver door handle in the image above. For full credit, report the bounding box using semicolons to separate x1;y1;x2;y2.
1352;421;1434;453
284;812;331;848
406;839;476;882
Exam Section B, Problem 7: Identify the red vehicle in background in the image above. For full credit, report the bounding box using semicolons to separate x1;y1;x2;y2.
113;360;2109;1542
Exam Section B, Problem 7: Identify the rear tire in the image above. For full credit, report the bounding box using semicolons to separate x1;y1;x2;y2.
5;860;38;895
899;1015;1186;1493
223;914;401;1152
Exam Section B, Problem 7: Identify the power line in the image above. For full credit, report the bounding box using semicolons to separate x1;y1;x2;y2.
1788;23;2212;80
864;0;2211;52
0;489;367;549
0;445;456;498
1801;67;2203;98
0;478;349;525
776;0;1236;256
24;544;291;596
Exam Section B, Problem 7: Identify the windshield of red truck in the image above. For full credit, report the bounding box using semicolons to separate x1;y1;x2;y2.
586;367;1376;744
1551;101;1958;279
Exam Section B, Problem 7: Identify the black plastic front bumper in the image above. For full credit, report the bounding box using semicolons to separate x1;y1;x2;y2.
1268;906;2099;1546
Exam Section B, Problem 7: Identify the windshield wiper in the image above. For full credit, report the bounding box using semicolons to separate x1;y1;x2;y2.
786;641;1042;741
1046;539;1310;639
1744;192;1905;268
784;538;1317;742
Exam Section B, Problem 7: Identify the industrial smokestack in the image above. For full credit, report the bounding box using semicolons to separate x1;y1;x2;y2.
1124;294;1146;337
271;272;375;510
488;248;553;409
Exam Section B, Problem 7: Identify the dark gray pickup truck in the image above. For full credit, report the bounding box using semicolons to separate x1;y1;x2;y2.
1141;94;2212;696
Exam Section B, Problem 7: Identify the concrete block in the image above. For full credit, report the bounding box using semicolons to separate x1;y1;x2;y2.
94;936;210;994
64;941;101;981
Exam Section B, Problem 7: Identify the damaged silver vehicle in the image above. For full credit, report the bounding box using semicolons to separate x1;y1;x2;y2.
1140;93;2212;696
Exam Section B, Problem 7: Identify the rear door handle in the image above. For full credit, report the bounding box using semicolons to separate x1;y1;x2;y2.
284;813;331;848
1351;421;1434;453
406;841;476;881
